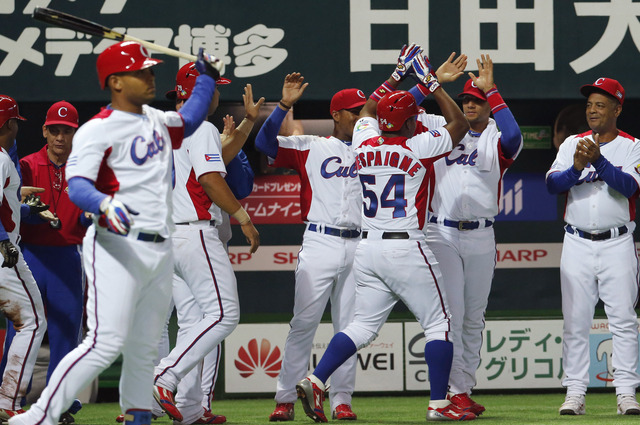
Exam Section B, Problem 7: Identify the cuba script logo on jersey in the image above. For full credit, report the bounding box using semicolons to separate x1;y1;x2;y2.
445;143;478;166
205;153;221;162
130;130;166;165
320;156;357;179
234;338;282;378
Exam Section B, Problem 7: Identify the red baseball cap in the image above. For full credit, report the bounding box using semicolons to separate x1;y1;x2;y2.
166;62;231;100
458;79;487;101
580;77;624;105
330;89;366;114
45;101;79;128
0;95;26;128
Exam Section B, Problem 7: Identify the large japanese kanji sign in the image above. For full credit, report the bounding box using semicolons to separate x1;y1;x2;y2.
2;0;639;102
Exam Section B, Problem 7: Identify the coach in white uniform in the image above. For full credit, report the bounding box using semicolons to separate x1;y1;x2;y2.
9;42;221;425
255;74;365;421
547;77;640;416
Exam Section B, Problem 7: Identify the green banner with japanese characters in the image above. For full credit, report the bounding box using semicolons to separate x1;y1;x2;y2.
1;0;637;102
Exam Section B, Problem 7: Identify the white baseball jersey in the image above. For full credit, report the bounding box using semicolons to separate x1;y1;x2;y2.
352;116;452;230
67;105;185;237
428;118;518;221
172;121;226;225
0;148;21;244
547;130;640;231
271;135;361;228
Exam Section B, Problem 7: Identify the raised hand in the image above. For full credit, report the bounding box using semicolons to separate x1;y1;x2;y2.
220;114;235;143
195;47;221;80
435;52;468;84
243;83;265;122
467;54;494;93
411;53;440;93
280;73;309;109
392;43;422;82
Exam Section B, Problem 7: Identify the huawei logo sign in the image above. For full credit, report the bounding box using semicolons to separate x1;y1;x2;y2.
235;338;282;378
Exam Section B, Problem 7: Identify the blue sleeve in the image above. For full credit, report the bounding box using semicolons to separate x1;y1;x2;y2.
68;177;108;214
408;85;427;105
255;107;289;158
178;74;217;138
0;220;7;241
546;166;582;194
79;212;93;227
225;150;254;200
592;155;639;198
8;140;21;182
493;107;522;159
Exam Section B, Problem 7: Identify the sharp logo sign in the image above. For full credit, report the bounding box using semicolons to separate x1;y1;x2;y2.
234;338;282;378
497;173;557;221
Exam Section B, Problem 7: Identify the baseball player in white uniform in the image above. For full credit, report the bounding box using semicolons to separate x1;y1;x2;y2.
9;42;222;425
255;74;365;422
0;96;47;422
296;47;475;422
547;77;640;416
151;62;260;425
422;55;522;416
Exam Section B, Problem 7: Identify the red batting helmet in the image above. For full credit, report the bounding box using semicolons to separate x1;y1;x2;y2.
0;95;26;128
165;62;231;100
96;41;163;90
377;91;419;132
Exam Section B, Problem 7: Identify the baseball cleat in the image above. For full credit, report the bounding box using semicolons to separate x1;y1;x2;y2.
116;415;125;423
617;394;640;415
153;384;183;422
426;402;476;421
332;404;357;420
447;393;485;416
296;375;328;422
0;409;25;422
559;394;585;415
58;412;75;424
194;408;227;424
269;403;295;421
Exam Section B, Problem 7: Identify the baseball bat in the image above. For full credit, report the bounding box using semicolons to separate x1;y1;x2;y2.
32;7;223;70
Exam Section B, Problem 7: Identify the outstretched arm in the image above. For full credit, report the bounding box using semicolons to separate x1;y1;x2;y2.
221;84;265;164
255;73;308;158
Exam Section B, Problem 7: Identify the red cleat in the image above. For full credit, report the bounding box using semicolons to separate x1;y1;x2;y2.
269;403;295;421
448;393;485;416
195;408;226;424
153;384;183;422
332;404;357;420
427;402;476;421
296;376;328;423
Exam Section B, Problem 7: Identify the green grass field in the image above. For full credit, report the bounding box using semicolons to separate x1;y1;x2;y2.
57;393;639;424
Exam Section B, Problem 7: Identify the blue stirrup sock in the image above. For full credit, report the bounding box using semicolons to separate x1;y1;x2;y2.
123;409;151;425
425;339;453;400
313;332;357;383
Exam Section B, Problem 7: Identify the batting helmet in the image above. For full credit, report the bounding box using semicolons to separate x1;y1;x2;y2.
0;95;26;128
377;91;419;132
96;41;163;90
165;62;231;100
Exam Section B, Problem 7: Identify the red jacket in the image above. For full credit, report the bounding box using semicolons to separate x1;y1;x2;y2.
19;146;87;246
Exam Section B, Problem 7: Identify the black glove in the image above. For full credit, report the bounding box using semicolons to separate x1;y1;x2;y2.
24;194;50;215
195;47;221;81
0;239;18;268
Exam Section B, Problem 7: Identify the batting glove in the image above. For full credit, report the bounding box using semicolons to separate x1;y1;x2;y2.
391;43;422;82
99;196;138;236
411;54;441;93
196;47;222;81
0;239;18;268
23;194;50;215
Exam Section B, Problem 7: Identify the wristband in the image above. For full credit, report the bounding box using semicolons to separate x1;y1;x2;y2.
279;101;292;110
369;81;395;102
232;207;251;224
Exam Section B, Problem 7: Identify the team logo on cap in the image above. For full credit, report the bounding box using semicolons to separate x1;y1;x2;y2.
616;90;623;100
57;107;68;118
139;45;150;58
